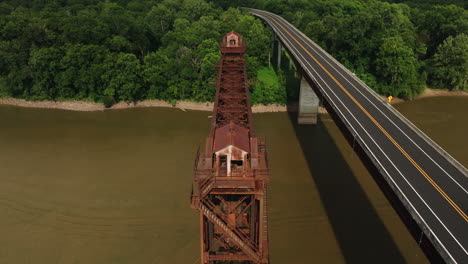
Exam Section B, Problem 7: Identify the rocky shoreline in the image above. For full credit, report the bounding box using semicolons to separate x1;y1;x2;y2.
0;88;466;113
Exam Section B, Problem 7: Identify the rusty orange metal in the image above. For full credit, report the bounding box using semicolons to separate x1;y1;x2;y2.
191;32;270;264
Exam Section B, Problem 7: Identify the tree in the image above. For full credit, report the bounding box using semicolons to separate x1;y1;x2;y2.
375;36;423;98
145;3;176;41
195;40;220;101
107;35;133;52
29;47;63;100
430;33;468;91
251;67;286;104
61;15;110;45
239;16;271;66
102;53;142;102
181;0;218;21
56;44;110;100
143;50;171;99
422;5;468;56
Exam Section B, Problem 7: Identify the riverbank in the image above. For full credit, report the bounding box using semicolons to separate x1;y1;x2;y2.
0;88;466;113
0;97;291;113
384;88;468;105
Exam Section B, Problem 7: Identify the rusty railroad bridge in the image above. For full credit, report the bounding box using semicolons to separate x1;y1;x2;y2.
191;32;270;263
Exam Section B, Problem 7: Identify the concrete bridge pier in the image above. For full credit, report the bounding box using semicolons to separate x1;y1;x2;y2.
298;77;319;124
271;31;275;51
277;40;282;69
270;36;317;124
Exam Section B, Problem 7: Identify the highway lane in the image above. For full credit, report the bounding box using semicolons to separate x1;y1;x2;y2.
247;8;468;263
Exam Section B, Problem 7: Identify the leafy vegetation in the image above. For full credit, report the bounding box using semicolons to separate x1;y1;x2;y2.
0;0;466;107
0;0;275;106
430;33;468;90
215;0;467;97
251;67;286;104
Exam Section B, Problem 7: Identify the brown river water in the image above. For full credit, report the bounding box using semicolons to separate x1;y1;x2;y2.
0;97;466;264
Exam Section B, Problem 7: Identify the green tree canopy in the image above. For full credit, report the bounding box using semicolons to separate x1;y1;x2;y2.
102;53;142;102
421;5;468;56
430;33;468;91
375;36;423;98
0;0;274;105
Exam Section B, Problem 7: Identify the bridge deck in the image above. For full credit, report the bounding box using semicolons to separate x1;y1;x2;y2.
248;8;468;264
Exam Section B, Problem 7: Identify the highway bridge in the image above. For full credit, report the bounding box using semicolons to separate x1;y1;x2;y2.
247;8;468;264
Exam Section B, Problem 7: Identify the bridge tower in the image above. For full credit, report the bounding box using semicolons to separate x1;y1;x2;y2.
191;31;270;264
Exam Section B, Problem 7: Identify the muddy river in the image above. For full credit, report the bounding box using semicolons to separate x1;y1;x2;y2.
0;97;466;263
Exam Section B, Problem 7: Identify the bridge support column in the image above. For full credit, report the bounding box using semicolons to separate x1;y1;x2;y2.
271;32;275;51
298;77;319;124
277;41;282;69
269;32;275;68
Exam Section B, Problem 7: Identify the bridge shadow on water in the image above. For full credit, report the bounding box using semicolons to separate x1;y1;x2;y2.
286;109;406;264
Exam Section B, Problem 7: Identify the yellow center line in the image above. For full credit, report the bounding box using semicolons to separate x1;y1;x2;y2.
267;14;468;222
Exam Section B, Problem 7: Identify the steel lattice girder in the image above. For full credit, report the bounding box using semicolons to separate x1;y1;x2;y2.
214;54;251;130
192;32;269;264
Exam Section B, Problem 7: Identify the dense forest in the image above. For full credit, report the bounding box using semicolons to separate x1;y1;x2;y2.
217;0;468;98
0;0;466;106
0;0;285;106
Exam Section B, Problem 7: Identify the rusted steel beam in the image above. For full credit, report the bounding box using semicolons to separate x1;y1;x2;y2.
191;31;270;264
